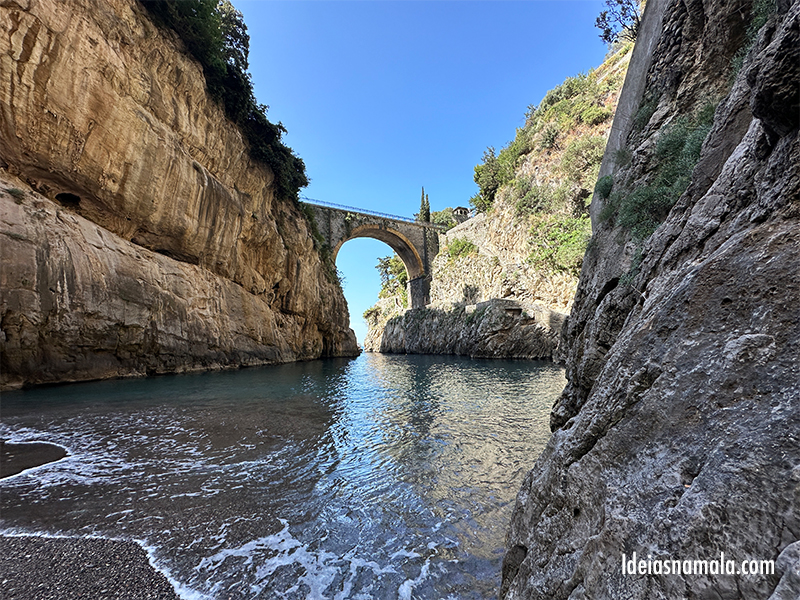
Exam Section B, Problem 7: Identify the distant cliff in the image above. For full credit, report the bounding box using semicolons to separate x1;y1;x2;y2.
365;297;564;360
364;43;631;357
0;0;358;389
501;0;800;597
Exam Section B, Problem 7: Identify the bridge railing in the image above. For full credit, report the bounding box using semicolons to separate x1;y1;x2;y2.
300;196;447;230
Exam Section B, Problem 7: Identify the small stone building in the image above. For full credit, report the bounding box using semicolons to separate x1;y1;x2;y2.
453;206;471;223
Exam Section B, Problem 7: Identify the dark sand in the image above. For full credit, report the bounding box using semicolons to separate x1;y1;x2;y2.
0;536;180;600
0;441;67;478
1;444;181;598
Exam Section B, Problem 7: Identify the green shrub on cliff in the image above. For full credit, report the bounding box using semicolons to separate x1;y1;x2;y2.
513;182;554;218
580;104;612;126
5;187;25;201
538;123;560;150
376;255;409;306
731;0;777;77
595;175;614;199
632;94;659;133
527;215;591;275
471;147;512;213
363;306;381;321
431;207;457;231
560;136;606;189
446;238;478;260
603;104;715;238
469;43;628;215
140;0;307;200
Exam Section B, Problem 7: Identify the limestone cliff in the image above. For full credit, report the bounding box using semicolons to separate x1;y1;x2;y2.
501;0;800;598
428;212;580;313
0;0;358;389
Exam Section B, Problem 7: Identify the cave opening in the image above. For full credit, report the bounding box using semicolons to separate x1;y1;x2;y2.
55;192;81;206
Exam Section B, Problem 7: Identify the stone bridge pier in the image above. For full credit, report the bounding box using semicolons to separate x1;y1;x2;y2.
302;201;441;309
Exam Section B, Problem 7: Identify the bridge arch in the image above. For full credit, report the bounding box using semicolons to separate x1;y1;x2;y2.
301;200;441;308
332;224;425;280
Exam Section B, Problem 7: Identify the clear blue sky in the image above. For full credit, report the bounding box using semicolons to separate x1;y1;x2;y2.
234;0;609;345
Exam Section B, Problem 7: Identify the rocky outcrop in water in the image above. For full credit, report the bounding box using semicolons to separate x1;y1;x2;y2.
364;298;564;360
501;0;800;598
0;0;358;389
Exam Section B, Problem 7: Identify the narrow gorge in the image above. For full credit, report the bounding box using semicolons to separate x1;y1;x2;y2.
0;0;797;598
358;0;800;597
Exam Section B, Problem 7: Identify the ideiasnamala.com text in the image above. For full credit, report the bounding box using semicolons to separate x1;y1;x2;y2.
622;552;775;577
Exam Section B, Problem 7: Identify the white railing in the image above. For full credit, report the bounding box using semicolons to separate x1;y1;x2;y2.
300;197;446;230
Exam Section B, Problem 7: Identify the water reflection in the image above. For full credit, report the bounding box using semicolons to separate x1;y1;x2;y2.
1;354;564;599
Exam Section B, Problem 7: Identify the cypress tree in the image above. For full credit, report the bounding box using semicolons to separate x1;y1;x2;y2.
419;187;431;222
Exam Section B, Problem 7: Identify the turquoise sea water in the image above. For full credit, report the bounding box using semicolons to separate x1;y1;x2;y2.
0;353;564;599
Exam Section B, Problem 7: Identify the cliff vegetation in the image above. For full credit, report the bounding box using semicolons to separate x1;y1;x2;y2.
140;0;308;200
469;41;631;279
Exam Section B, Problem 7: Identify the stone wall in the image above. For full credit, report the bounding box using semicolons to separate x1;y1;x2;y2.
433;212;579;313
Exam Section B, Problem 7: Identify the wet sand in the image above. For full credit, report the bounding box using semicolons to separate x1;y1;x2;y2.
0;535;180;600
0;441;67;478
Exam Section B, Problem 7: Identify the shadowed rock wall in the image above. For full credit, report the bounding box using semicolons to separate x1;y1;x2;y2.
501;0;800;598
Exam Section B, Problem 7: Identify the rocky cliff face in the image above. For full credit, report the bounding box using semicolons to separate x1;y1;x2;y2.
430;212;580;313
0;0;358;389
364;297;564;360
501;0;800;598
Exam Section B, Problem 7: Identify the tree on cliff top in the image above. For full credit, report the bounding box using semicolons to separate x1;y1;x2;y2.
470;147;506;213
595;0;642;44
140;0;307;200
376;255;409;306
431;207;457;230
218;0;249;74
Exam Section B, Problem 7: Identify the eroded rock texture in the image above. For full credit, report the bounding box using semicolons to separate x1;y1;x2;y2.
0;0;358;389
501;0;800;598
365;298;564;360
430;214;581;313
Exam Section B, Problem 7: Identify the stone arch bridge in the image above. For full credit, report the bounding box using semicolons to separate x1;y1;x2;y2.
301;199;443;309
